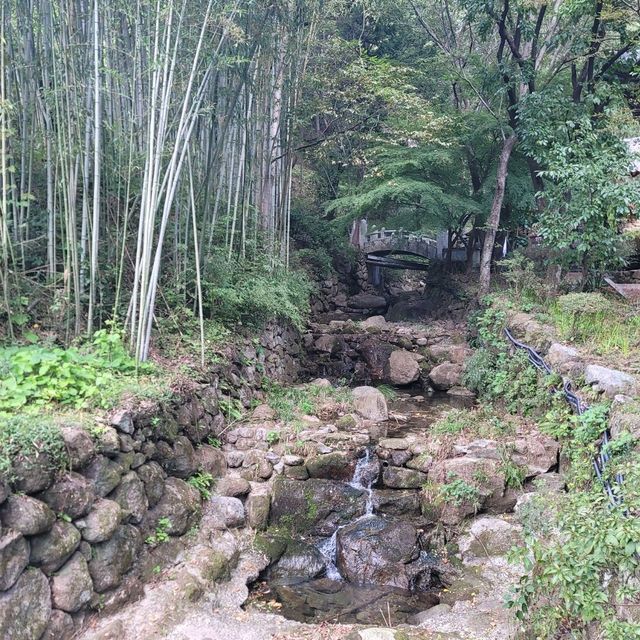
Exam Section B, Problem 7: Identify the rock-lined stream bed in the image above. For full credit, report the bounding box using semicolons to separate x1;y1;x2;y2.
248;394;471;626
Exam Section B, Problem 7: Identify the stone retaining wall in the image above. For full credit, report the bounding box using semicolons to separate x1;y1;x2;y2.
0;321;301;640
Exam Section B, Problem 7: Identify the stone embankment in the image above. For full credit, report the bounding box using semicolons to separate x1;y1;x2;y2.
304;315;473;390
0;322;301;640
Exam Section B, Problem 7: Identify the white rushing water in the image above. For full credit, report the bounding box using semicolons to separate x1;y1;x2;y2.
317;449;379;579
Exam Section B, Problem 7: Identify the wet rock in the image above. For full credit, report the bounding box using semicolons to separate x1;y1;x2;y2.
40;472;95;519
29;521;81;575
306;452;355;481
76;499;122;543
371;489;420;517
352;386;388;422
585;364;638;398
51;553;93;612
109;472;148;524
216;475;251;497
82;455;123;497
60;426;95;470
203;496;245;530
194;445;227;477
283;462;309;480
146;477;200;536
385;349;420;385
269;541;326;585
359;339;395;382
428;362;463;391
11;453;55;494
270;477;367;536
336;515;431;590
382;466;427;489
0;568;51;640
137;461;166;507
41;610;74;640
88;524;142;592
0;529;29;590
110;409;134;434
458;516;522;559
95;426;121;456
0;494;55;535
159;436;197;479
245;493;270;530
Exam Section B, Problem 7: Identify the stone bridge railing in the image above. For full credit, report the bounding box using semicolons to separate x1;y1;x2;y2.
362;229;440;261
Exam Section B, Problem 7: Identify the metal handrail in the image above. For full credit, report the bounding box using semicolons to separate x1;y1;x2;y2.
504;328;624;508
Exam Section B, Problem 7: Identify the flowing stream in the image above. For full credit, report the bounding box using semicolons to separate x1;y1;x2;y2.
248;392;473;625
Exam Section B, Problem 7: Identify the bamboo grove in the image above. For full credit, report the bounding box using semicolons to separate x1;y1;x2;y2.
0;0;321;359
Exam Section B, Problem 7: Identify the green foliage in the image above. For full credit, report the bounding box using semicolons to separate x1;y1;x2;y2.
145;517;172;546
376;384;397;401
549;294;640;355
468;303;508;351
498;252;543;303
498;446;526;489
440;473;481;508
187;472;214;500
266;430;280;445
207;436;222;448
520;94;640;281
462;348;499;397
203;253;313;331
0;326;151;412
218;397;244;422
0;414;66;478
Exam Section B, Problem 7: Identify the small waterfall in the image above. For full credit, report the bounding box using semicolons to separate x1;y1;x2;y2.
349;448;379;515
317;448;379;579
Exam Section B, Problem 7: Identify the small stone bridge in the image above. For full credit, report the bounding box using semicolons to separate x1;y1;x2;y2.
361;229;440;270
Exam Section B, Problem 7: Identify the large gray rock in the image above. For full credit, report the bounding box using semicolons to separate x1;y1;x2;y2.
336;515;432;590
76;499;122;543
245;493;270;531
11;453;55;494
109;472;148;524
458;516;522;560
585;364;638;398
88;525;142;593
215;475;251;498
40;610;74;640
39;472;95;520
158;436;197;479
0;529;29;590
361;315;387;330
29;521;81;575
348;294;387;311
146;477;200;536
429;343;471;365
0;568;51;639
194;445;227;477
51;553;93;612
270;477;367;536
371;490;420;517
0;494;55;535
82;456;124;497
136;461;166;507
60;426;95;470
352;386;388;422
202;496;245;530
428;361;463;391
305;452;355;481
382;466;427;489
95;426;121;456
268;541;326;584
385;349;420;385
546;343;584;375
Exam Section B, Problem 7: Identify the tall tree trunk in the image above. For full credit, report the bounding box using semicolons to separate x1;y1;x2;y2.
478;133;517;298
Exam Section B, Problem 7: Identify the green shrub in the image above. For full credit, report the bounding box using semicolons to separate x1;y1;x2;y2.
0;414;66;477
0;328;149;412
440;473;481;508
499;252;543;302
203;253;313;330
187;472;214;500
